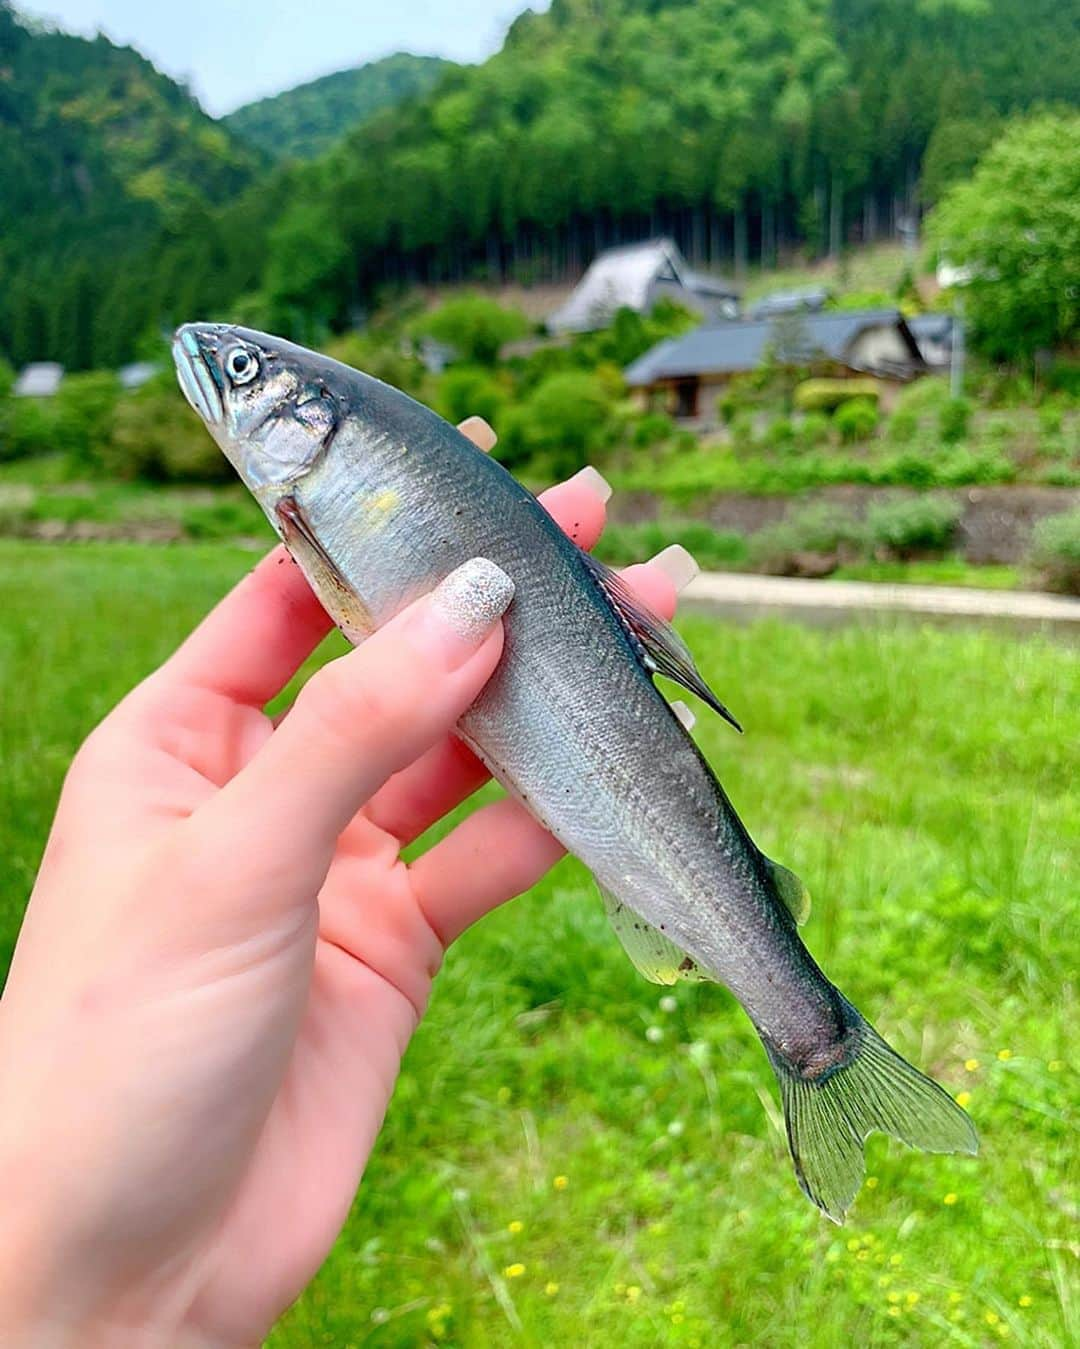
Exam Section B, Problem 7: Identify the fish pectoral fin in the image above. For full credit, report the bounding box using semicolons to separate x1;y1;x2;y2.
599;885;709;985
763;855;811;925
581;553;742;733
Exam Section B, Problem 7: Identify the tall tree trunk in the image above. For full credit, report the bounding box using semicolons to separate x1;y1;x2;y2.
733;205;748;279
829;171;843;258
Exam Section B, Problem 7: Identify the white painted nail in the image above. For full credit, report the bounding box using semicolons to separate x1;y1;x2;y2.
671;699;696;732
458;416;498;452
430;557;515;647
572;465;612;503
652;544;699;592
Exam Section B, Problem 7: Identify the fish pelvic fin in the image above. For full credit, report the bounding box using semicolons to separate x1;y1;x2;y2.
762;1005;978;1224
599;885;709;984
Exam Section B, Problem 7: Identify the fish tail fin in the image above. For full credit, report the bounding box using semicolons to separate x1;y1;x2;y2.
761;1005;978;1224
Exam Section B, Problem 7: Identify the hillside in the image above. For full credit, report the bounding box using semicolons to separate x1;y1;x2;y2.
222;53;455;160
0;1;261;369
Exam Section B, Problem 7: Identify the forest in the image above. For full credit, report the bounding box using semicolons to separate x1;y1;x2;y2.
2;0;1078;371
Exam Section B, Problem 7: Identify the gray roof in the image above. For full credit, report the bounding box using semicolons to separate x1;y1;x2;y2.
906;313;955;342
748;286;831;319
13;362;63;397
549;237;738;333
118;361;160;390
625;309;921;384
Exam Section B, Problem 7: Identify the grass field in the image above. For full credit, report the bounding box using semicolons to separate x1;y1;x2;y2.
0;541;1076;1347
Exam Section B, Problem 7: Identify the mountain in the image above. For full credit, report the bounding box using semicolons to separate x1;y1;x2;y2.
0;1;261;368
222;53;455;160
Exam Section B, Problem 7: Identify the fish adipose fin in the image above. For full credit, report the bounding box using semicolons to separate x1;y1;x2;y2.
762;1005;978;1224
580;554;742;733
599;887;709;984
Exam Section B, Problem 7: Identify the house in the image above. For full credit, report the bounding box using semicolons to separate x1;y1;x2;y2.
118;361;160;391
13;362;63;397
748;286;830;319
905;313;955;372
625;309;926;419
548;238;739;334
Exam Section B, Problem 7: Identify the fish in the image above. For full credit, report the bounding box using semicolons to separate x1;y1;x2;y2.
173;323;977;1222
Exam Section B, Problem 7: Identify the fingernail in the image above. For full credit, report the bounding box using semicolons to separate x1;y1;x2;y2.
670;699;696;732
652;544;699;592
571;465;612;503
429;557;514;656
459;415;498;452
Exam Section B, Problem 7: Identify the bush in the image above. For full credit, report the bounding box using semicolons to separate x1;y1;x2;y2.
435;365;506;428
749;503;864;574
413;294;528;367
797;412;831;448
794;377;879;414
887;408;918;444
1044;358;1080;401
939;397;972;443
1;396;56;461
595;519;747;571
894;377;950;416
864;496;962;558
631;412;675;448
1030;509;1080;593
834;397;879;444
1037;402;1064;438
51;372;122;470
764;417;796;449
105;375;231;482
500;371;614;477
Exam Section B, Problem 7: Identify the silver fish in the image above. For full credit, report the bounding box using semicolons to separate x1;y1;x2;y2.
174;323;977;1222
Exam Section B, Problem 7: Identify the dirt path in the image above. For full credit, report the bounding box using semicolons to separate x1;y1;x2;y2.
683;571;1079;632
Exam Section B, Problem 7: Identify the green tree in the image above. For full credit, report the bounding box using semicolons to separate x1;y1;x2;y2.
930;113;1080;360
414;295;528;367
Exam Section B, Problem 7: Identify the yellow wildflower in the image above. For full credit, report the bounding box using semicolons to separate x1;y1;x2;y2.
889;1254;903;1267
956;1090;972;1108
943;1192;958;1205
626;1286;641;1304
905;1291;920;1306
508;1220;523;1234
887;1306;901;1318
948;1291;964;1304
887;1292;901;1304
504;1263;525;1279
1018;1295;1032;1308
545;1282;559;1297
672;1312;685;1325
997;1048;1012;1061
847;1237;860;1252
985;1310;1000;1326
964;1058;980;1072
865;1176;878;1189
553;1174;569;1190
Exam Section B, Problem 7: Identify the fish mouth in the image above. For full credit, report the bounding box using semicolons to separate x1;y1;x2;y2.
172;326;224;426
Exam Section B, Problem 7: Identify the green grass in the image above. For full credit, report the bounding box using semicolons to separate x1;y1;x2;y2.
741;243;919;305
0;541;1076;1348
832;560;1023;589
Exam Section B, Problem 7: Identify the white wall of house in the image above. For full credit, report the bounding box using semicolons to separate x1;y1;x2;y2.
847;325;911;369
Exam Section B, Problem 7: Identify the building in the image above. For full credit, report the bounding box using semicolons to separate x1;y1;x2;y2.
118;361;160;391
748;286;830;319
548;238;739;334
13;362;63;397
625;309;926;419
906;313;955;372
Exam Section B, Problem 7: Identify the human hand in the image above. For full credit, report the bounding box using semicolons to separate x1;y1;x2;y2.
0;426;691;1348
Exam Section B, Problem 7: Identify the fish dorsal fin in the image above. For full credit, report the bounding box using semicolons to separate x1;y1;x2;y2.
580;553;742;733
599;886;710;985
763;855;811;924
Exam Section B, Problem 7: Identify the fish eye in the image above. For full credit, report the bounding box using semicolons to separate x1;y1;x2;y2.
225;347;258;385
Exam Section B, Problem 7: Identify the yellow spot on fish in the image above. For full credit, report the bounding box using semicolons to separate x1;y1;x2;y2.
360;488;400;527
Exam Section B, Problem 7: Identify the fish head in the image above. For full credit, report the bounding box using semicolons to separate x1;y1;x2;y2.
172;323;340;492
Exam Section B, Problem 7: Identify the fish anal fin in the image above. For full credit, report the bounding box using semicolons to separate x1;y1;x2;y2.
599;886;709;985
580;552;742;733
764;856;811;924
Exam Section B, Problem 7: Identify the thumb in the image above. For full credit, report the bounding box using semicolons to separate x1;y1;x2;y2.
191;557;515;901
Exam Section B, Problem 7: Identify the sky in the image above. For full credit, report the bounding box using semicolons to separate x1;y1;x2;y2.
15;0;550;116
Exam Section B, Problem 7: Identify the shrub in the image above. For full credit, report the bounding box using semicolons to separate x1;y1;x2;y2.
728;411;754;447
1044;358;1080;401
834;397;879;444
595;519;747;571
631;412;675;448
794;377;879;414
1;396;56;461
939;397;972;443
1037;402;1065;438
1030;509;1080;593
864;495;962;557
413;294;528;367
672;429;699;455
52;372;122;471
797;412;831;448
435;365;505;428
501;371;614;477
764;417;796;449
887;408;918;444
105;375;231;482
749;504;864;574
894;377;950;416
